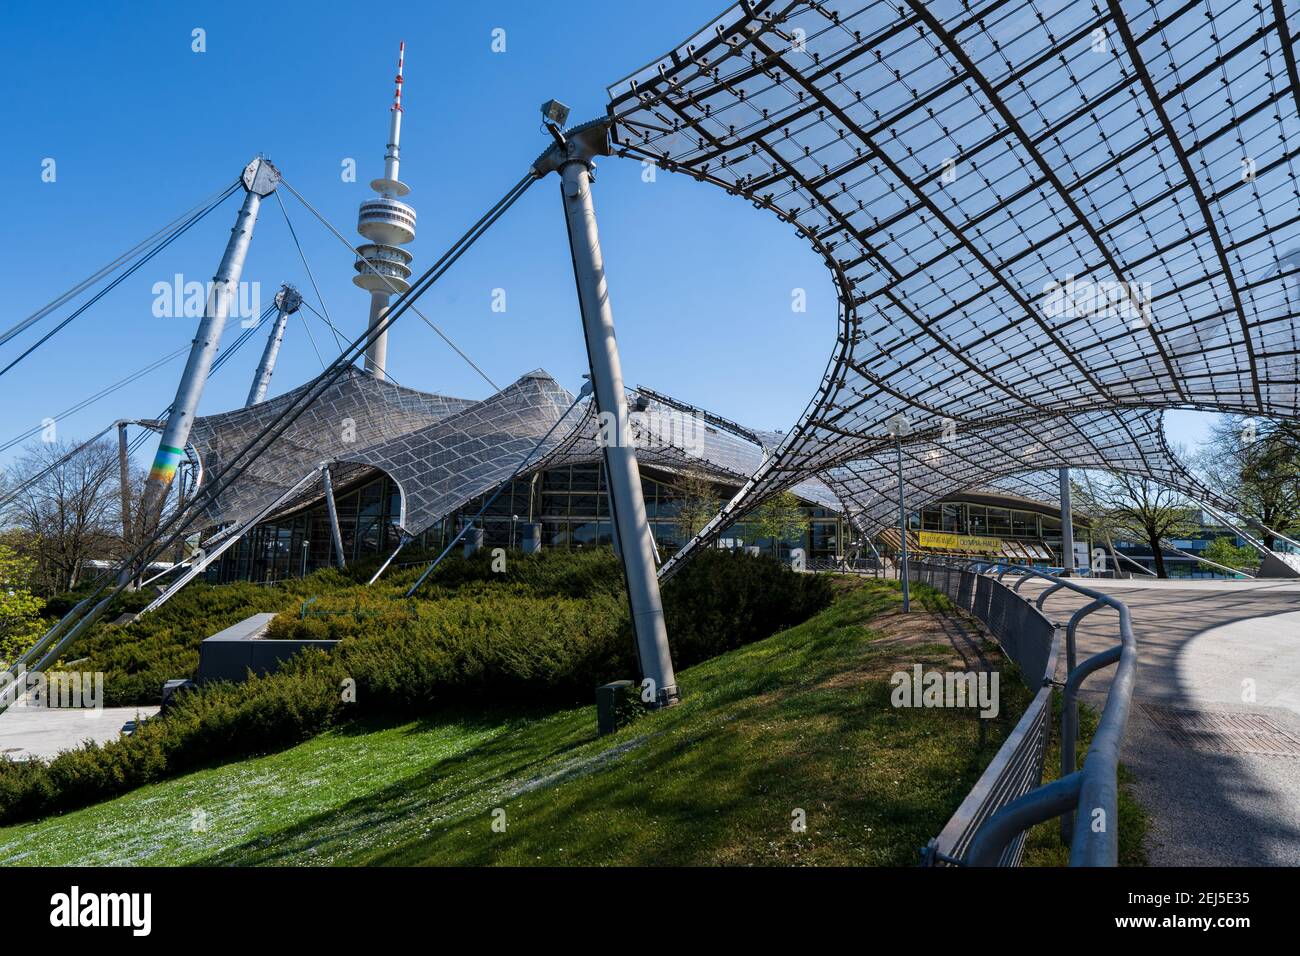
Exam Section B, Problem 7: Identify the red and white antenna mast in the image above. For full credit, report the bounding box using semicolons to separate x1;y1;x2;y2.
354;42;416;382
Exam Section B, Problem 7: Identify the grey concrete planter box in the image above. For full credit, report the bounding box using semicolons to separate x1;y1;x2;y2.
197;613;339;685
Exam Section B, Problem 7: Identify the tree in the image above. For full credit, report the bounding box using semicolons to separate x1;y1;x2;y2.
1076;473;1198;578
2;438;123;595
1192;415;1300;549
745;491;810;555
0;540;46;667
675;472;720;539
1199;535;1259;574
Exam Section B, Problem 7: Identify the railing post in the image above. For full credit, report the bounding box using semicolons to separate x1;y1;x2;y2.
1060;634;1120;843
1035;581;1065;609
965;772;1083;866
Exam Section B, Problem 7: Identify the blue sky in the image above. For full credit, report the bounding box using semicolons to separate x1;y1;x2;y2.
0;0;1217;470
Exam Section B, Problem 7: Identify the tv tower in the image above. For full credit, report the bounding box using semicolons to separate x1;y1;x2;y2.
353;41;416;382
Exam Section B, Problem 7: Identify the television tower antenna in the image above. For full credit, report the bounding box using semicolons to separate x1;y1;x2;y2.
354;41;416;382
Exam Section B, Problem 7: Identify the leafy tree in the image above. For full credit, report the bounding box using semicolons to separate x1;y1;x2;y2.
0;541;46;667
2;439;122;594
1192;415;1300;549
1076;474;1198;578
1199;535;1260;574
745;491;810;555
675;472;720;539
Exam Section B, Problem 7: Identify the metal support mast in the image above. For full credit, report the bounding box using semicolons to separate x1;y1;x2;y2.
1059;466;1076;575
886;414;911;612
246;284;301;406
532;109;677;706
320;462;347;569
140;156;280;527
117;422;132;543
116;421;133;587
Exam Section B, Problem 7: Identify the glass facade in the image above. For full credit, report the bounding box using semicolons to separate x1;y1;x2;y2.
211;463;844;584
896;497;1093;566
911;500;1086;544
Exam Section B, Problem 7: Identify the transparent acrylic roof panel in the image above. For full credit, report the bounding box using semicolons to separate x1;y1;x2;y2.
606;0;1299;573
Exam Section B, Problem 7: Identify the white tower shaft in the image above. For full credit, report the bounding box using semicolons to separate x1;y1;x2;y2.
364;290;391;380
356;42;414;382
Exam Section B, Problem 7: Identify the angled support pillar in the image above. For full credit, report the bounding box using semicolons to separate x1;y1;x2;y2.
246;284;301;406
137;469;321;617
320;463;346;570
116;421;133;587
532;115;677;706
172;463;188;565
141;156;280;528
117;421;132;542
367;528;410;586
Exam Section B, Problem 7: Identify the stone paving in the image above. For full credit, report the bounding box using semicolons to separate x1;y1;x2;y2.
1023;577;1300;866
0;706;160;762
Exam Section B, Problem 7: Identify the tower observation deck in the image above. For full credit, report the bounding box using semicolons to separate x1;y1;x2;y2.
354;41;415;382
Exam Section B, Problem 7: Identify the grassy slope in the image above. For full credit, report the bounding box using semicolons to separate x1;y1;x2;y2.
4;578;1038;866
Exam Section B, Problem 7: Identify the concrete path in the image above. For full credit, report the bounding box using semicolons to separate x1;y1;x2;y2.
1022;577;1300;866
0;706;159;762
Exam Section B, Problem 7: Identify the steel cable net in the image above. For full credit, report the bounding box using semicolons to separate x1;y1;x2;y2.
186;366;842;540
606;0;1300;573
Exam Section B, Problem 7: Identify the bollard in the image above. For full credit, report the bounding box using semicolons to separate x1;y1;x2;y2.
596;680;637;736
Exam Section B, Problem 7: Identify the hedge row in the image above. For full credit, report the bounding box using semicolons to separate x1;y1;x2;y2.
0;549;832;824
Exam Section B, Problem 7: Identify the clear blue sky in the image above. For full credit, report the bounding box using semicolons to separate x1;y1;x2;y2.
0;0;1215;470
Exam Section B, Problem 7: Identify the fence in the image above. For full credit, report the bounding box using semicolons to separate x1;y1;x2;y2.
909;558;1138;867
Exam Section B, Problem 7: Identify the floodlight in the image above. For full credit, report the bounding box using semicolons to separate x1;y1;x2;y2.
540;99;570;128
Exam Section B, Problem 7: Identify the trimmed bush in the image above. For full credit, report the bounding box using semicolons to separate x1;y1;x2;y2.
0;548;832;824
663;549;834;667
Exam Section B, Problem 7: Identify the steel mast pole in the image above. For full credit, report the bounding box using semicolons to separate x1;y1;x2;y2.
116;421;133;587
320;463;347;569
886;414;911;612
896;437;911;612
246;285;301;406
533;113;678;706
1059;466;1076;576
141;157;280;527
117;421;132;542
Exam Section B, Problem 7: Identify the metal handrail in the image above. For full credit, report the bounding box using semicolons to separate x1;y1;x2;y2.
922;557;1138;867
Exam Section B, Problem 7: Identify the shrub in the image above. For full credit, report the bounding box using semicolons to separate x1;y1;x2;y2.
0;548;832;824
663;548;834;666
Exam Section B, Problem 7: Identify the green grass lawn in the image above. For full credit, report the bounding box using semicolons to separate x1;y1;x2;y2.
1;578;1053;866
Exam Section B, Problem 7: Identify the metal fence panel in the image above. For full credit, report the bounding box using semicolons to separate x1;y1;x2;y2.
913;560;1060;866
910;561;1055;687
913;558;1133;867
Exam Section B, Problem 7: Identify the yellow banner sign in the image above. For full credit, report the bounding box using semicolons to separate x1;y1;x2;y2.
916;531;1004;553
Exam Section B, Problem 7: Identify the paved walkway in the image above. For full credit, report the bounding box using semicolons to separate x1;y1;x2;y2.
0;706;159;762
1022;577;1300;866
